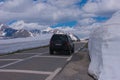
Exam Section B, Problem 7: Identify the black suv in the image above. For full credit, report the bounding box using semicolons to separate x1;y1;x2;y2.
49;34;74;55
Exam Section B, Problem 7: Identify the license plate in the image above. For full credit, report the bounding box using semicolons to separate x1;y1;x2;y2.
55;44;62;46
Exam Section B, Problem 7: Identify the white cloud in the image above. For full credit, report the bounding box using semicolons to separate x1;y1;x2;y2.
0;0;82;24
77;18;96;26
47;0;79;8
0;0;120;24
83;0;120;16
1;0;33;12
10;20;48;30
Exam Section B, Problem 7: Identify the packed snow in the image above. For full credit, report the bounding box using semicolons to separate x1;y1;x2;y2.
0;34;52;54
88;11;120;80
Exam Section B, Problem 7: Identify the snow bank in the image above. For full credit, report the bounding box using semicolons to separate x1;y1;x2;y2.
88;24;120;80
0;34;52;54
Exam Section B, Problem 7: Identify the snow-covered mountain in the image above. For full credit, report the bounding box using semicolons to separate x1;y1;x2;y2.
0;21;80;41
42;27;64;34
0;24;17;37
42;27;80;41
9;20;46;36
0;24;6;37
4;28;17;37
0;23;33;39
13;29;33;38
69;33;80;41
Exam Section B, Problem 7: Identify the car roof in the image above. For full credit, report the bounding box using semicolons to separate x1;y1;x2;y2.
53;34;67;36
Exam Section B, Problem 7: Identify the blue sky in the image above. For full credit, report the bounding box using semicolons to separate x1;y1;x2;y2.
0;0;4;2
93;16;110;22
76;0;88;8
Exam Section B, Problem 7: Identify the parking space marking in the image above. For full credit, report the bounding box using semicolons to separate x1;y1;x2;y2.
75;48;80;53
0;59;23;68
0;69;52;75
34;55;69;59
66;48;81;62
19;52;48;54
66;55;72;62
0;51;48;68
0;59;23;61
45;68;62;80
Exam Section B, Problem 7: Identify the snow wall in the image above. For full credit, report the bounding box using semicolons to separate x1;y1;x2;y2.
0;34;52;54
88;24;120;80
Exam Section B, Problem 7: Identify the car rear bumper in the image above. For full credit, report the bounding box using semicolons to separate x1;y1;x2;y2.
50;46;70;51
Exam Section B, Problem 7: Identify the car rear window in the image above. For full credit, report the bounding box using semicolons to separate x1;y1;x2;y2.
51;35;68;41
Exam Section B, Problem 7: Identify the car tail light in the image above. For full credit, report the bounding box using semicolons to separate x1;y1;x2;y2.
50;41;53;45
64;42;69;46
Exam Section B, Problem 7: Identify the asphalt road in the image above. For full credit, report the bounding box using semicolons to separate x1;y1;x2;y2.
0;42;84;80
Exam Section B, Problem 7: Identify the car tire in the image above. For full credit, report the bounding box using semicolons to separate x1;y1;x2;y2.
66;50;71;55
72;48;74;53
50;49;54;55
71;44;74;53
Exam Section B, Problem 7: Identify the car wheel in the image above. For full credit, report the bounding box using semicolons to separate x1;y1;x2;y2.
66;50;71;55
50;49;54;55
72;47;74;53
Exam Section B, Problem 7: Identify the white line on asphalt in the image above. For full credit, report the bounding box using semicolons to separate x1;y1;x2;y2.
0;59;23;68
16;53;41;54
74;42;81;44
45;68;62;80
66;48;79;62
0;69;52;75
35;55;69;59
19;52;48;54
0;51;48;68
66;55;72;62
0;59;23;61
75;48;80;53
80;40;88;43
